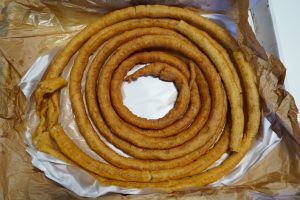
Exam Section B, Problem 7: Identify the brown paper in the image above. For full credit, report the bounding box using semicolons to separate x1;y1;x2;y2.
1;0;300;199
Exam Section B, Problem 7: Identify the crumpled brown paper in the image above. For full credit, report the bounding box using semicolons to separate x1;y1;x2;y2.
0;0;300;199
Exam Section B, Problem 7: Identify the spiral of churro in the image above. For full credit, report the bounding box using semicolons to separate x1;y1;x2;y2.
33;5;260;191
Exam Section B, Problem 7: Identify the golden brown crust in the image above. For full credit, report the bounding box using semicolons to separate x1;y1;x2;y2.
111;51;200;137
32;5;260;191
96;35;225;151
175;21;244;152
115;62;191;130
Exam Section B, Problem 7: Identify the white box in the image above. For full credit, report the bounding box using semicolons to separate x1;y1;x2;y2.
249;0;300;120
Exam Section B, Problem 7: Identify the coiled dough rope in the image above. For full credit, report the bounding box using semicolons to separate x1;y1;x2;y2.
32;5;260;191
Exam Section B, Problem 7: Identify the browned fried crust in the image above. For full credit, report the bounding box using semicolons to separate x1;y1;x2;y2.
32;5;260;191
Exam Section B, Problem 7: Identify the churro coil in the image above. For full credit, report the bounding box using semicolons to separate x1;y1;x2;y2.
33;5;260;191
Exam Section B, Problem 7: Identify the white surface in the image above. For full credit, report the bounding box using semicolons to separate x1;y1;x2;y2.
123;76;177;119
269;0;300;114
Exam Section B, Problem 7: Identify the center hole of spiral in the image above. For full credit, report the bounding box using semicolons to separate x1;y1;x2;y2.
122;64;178;119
